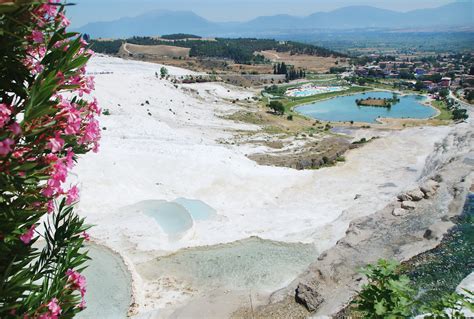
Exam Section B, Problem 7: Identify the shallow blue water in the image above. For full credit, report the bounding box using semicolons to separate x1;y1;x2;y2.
122;199;216;237
173;198;217;220
295;91;436;123
77;245;131;319
124;200;194;236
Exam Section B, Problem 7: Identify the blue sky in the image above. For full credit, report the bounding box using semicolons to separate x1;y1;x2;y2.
67;0;457;27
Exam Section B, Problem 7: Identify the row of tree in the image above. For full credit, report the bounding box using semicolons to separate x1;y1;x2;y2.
273;62;306;80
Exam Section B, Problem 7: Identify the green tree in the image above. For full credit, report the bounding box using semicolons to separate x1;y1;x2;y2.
439;88;449;98
160;66;168;78
268;101;285;115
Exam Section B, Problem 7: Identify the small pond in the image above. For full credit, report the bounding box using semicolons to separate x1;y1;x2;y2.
121;198;217;238
295;91;437;123
77;245;132;319
139;237;318;291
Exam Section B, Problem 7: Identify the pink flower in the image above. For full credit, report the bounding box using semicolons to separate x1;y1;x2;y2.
47;200;55;214
41;1;59;17
81;231;90;241
0;103;11;128
42;160;68;198
56;71;65;85
78;299;87;309
48;133;64;153
9;122;22;135
62;105;82;135
66;269;87;297
64;148;75;169
47;298;61;316
57;12;70;27
66;185;79;205
20;225;35;244
0;138;14;156
31;30;44;44
79;119;100;146
37;297;61;319
88;98;101;115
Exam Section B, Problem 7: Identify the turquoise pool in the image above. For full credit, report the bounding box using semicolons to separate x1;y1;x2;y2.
77;245;132;319
173;198;217;220
122;198;217;237
295;91;437;123
139;237;318;291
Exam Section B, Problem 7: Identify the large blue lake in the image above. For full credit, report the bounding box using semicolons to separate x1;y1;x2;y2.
295;91;437;123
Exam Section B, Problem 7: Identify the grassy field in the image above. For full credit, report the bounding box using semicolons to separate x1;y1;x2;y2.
431;100;453;121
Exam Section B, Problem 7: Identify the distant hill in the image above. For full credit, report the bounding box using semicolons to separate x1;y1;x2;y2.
77;2;474;39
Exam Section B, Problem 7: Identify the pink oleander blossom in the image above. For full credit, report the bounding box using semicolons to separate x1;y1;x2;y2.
48;133;64;153
47;298;61;316
47;200;55;214
0;138;14;156
20;225;36;244
79;119;100;146
64;148;75;169
42;159;68;198
38;298;61;319
61;104;82;135
57;12;70;27
31;30;44;44
88;98;101;115
66;185;79;205
78;299;87;309
40;1;59;17
0;103;11;128
66;269;87;298
81;231;90;241
9;122;22;135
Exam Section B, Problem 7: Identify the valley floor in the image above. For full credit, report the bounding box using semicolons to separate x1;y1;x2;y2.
72;55;465;318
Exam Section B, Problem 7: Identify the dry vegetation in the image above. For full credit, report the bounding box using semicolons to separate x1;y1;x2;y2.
259;50;347;73
121;43;190;58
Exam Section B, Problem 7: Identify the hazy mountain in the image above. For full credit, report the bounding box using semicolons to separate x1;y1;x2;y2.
77;2;474;38
77;10;215;38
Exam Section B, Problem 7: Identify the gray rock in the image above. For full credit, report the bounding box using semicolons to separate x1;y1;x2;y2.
295;282;324;311
392;207;409;217
397;193;412;202
407;188;425;201
420;180;439;198
401;201;417;210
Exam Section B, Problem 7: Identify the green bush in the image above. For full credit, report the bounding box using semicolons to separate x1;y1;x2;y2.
268;101;285;115
353;260;474;318
0;1;100;317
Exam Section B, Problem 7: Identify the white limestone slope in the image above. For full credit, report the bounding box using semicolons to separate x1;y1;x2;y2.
72;55;455;315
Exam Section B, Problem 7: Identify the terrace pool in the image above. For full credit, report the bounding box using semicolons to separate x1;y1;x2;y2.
77;245;132;319
295;91;437;123
173;198;217;220
286;85;346;97
122;198;217;237
139;237;318;291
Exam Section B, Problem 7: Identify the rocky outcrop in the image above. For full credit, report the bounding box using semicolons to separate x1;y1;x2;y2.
295;282;324;311
397;185;434;202
247;137;351;170
401;200;417;210
243;122;473;317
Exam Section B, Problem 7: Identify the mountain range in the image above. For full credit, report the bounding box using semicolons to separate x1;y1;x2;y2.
77;2;474;39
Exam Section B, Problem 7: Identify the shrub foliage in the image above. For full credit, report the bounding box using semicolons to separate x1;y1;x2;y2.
0;1;100;317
